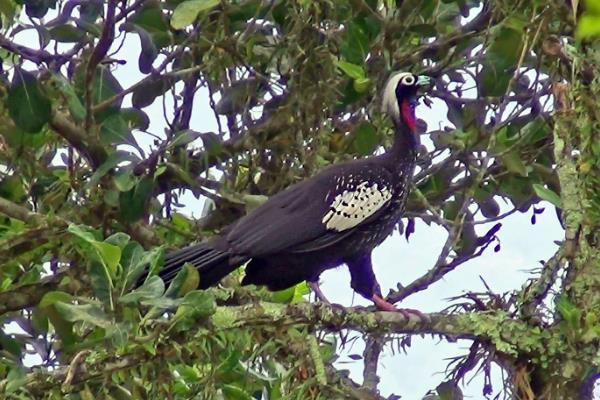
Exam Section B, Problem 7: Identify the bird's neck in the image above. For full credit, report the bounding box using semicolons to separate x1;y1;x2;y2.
383;121;418;168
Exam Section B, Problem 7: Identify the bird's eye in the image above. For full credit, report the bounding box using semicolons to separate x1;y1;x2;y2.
401;75;416;85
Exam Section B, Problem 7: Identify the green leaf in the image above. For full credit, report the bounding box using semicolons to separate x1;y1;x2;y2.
123;245;164;289
107;322;131;348
0;0;18;21
119;176;154;222
121;107;150;131
221;384;253;400
556;294;582;334
100;113;138;146
4;368;26;394
49;24;86;42
94;68;123;113
54;302;112;328
131;1;170;34
0;331;23;359
141;296;182;308
352;121;379;155
168;129;202;149
68;223;100;243
39;291;74;308
340;20;369;63
576;14;600;39
74;66;123;120
38;292;79;344
68;224;121;279
94;241;121;275
114;171;137;192
7;68;52;133
37;297;77;347
335;60;365;80
291;281;309;303
176;290;216;318
436;381;463;400
272;282;309;304
86;150;138;188
104;232;131;249
532;183;561;208
89;260;113;307
131;76;174;109
120;22;158;74
353;77;371;93
165;263;200;298
171;0;219;29
585;0;600;14
271;286;295;303
480;22;523;96
500;151;528;177
49;73;86;121
120;275;165;305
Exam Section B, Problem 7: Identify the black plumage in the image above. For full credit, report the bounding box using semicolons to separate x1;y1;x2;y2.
155;72;430;311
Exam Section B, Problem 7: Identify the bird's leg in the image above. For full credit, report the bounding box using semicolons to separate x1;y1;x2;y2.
347;255;426;319
371;294;426;319
308;281;331;304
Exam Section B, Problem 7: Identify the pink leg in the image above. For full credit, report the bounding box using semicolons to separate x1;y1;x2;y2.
308;281;331;304
371;294;426;320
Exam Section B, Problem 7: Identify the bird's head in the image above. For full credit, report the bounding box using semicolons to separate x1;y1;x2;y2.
382;72;430;132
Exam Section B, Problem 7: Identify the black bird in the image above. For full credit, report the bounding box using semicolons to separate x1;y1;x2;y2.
157;72;430;312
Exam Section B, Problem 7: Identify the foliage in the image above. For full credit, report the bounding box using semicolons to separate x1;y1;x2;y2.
0;0;599;399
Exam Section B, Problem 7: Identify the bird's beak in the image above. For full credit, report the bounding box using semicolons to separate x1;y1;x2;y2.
416;75;431;87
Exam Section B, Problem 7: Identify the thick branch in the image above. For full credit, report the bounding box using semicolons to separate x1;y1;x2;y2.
0;197;40;224
0;273;65;316
49;111;108;168
20;302;542;395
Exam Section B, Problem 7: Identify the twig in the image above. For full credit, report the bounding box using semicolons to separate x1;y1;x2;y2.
84;0;118;131
388;226;498;304
62;350;92;390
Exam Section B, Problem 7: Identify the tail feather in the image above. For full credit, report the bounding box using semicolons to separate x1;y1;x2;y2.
154;243;237;289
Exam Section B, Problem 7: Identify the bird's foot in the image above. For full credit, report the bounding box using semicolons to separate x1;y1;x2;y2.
308;281;331;304
371;294;427;320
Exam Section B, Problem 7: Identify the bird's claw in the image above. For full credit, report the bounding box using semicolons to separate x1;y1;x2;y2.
371;294;428;321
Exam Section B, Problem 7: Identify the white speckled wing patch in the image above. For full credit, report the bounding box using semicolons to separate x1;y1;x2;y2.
322;181;392;232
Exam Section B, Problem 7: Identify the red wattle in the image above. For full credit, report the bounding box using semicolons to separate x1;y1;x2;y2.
401;100;416;131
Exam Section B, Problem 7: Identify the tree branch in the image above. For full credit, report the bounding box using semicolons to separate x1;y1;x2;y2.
49;111;108;168
18;301;544;395
0;197;41;224
518;245;566;319
0;273;66;316
362;334;384;392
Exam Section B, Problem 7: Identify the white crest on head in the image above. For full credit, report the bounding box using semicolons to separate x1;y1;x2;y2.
382;72;413;122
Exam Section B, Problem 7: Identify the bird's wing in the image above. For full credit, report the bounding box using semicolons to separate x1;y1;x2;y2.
225;159;395;257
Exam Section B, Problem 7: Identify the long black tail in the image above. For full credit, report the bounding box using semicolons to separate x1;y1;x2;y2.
157;243;236;289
